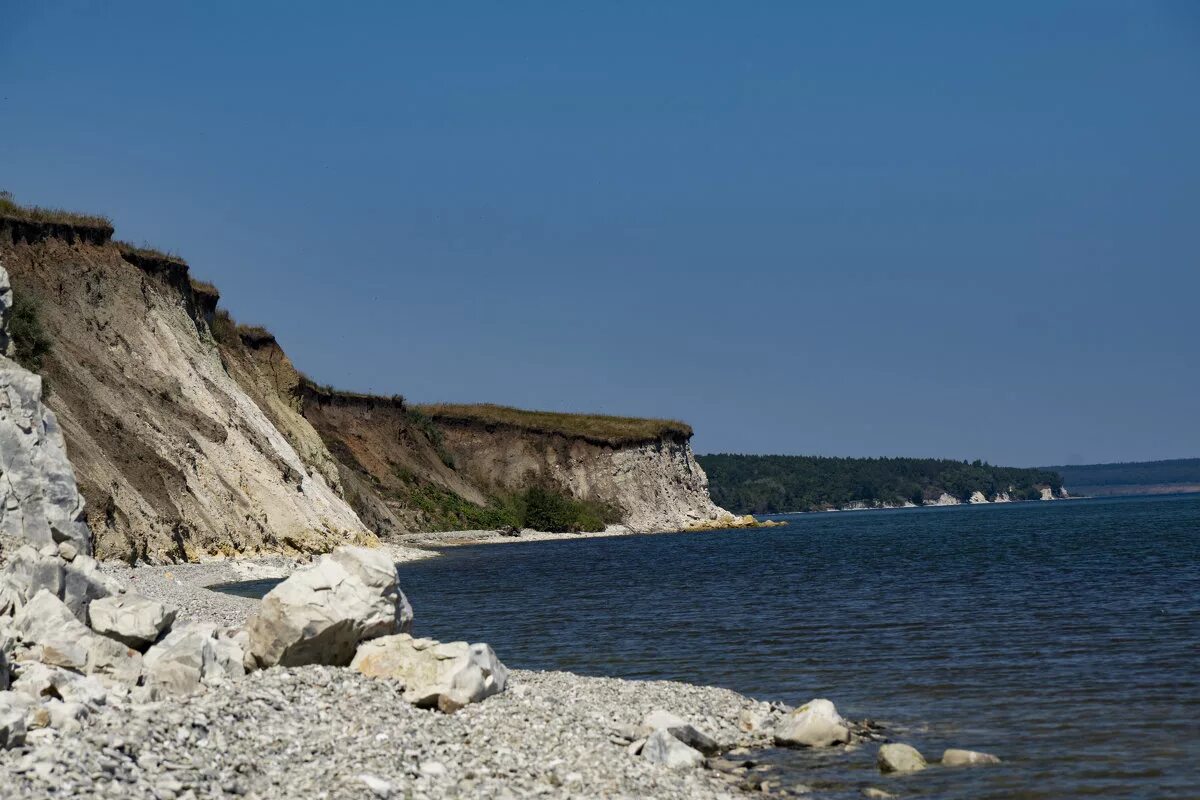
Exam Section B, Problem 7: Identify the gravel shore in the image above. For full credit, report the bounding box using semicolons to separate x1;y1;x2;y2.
0;666;782;799
2;546;792;799
98;544;436;627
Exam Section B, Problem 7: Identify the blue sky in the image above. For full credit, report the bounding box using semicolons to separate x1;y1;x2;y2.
2;2;1197;465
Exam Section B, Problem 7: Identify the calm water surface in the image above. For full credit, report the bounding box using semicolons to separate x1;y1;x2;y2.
227;495;1200;798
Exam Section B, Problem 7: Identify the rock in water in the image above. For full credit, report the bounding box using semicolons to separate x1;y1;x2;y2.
774;698;851;747
352;633;508;712
637;709;719;755
88;594;176;650
877;743;927;773
640;729;705;769
942;748;1001;766
246;546;413;668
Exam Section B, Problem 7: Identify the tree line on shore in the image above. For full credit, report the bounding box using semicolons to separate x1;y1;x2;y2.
698;454;1064;514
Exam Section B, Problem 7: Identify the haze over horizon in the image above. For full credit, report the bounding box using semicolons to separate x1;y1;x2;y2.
2;2;1197;466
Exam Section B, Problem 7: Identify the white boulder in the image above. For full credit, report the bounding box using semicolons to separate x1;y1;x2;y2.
351;633;507;712
641;728;704;769
877;742;927;773
88;594;176;650
775;698;851;748
246;547;412;668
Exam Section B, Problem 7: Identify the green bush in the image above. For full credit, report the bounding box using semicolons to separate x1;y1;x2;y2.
9;293;52;373
407;482;617;533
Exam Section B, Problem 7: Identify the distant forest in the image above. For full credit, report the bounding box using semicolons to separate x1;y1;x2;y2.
698;454;1064;514
1046;458;1200;490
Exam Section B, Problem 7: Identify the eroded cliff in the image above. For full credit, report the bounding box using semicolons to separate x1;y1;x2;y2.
0;216;373;563
0;194;732;558
421;406;728;533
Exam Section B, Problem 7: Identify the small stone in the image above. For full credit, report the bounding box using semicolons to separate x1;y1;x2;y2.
358;774;394;797
420;760;448;778
877;742;927;773
942;748;1001;766
863;789;896;798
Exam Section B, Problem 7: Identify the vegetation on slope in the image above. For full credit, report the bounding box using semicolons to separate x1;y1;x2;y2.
390;468;618;533
0;190;111;229
699;454;1064;514
8;292;52;375
417;403;692;446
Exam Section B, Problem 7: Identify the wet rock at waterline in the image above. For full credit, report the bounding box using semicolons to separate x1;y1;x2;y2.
774;698;851;747
877;742;927;773
637;708;720;755
942;747;1001;766
641;728;706;769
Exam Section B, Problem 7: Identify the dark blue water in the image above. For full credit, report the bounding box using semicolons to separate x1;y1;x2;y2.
226;495;1200;798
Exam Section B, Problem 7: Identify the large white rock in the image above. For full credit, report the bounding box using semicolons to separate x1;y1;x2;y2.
942;748;1000;766
246;547;412;668
774;698;851;748
637;709;719;755
88;594;176;650
143;623;245;695
351;633;507;712
11;590;141;680
0;545;120;620
0;265;92;556
641;728;705;769
877;743;927;773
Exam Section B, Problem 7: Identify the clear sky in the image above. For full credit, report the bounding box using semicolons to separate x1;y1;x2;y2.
2;2;1197;465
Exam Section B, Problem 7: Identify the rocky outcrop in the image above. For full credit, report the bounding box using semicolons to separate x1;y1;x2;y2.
0;267;90;556
1;239;373;562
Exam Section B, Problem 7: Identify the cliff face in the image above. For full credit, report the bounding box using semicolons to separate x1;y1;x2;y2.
429;418;727;532
0;197;732;558
298;389;488;535
0;227;373;563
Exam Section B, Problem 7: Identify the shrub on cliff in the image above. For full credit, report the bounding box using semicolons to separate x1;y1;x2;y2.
9;293;52;374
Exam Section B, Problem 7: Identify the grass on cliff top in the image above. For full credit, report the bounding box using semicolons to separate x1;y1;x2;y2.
0;191;111;229
416;403;693;444
116;241;188;265
189;277;219;297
